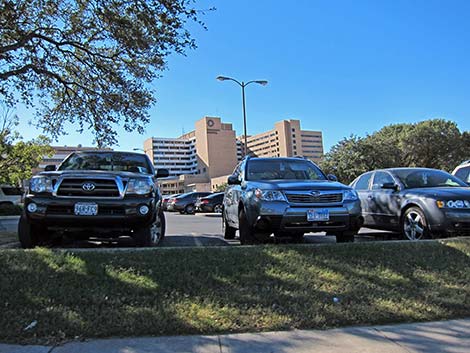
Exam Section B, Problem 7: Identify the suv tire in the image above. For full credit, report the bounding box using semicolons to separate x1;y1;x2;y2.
133;211;166;247
336;232;355;243
18;214;47;248
223;214;236;240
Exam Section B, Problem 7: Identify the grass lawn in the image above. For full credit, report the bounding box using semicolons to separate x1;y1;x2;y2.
0;238;469;345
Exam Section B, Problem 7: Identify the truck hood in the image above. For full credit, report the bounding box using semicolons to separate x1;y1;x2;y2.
39;170;152;179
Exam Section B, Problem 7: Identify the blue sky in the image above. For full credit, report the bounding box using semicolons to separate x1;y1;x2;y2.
17;0;470;152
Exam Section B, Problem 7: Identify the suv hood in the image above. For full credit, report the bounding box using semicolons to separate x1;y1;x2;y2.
248;180;351;191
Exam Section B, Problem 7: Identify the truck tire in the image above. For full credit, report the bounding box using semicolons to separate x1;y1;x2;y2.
18;214;46;249
133;211;166;247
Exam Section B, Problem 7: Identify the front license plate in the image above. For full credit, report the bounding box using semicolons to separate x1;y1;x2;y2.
307;209;329;222
74;203;98;216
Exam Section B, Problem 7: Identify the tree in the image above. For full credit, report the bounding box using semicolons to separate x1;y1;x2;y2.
0;106;53;185
214;182;227;192
319;119;468;184
0;0;208;147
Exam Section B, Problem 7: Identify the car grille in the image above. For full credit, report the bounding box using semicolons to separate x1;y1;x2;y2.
285;192;343;204
56;178;120;197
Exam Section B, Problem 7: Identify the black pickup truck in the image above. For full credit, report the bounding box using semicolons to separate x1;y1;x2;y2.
19;151;169;248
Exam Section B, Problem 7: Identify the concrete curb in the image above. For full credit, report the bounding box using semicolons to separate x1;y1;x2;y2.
0;216;20;220
1;319;469;353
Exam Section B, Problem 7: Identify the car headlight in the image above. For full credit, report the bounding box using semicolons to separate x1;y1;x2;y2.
29;176;53;193
343;189;359;201
437;200;470;209
126;178;154;195
254;189;287;202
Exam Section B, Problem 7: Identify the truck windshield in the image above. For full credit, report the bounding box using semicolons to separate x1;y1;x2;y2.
246;159;327;181
58;152;152;174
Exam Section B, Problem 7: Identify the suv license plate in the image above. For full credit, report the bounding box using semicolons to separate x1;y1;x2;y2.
307;209;329;222
74;203;98;216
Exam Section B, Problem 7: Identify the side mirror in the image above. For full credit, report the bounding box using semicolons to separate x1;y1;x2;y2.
44;165;56;171
381;182;399;191
156;168;169;178
327;174;338;182
227;175;241;185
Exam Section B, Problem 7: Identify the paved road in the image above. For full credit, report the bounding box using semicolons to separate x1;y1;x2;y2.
0;212;398;249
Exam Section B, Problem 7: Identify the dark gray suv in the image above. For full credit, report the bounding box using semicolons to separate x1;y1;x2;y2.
222;157;363;244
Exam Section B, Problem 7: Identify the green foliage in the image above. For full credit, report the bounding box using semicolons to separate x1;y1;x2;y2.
320;119;469;184
0;107;53;185
214;182;228;192
0;239;469;344
0;0;210;146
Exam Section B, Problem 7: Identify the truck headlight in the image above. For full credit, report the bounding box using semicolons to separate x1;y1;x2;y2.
254;189;287;201
30;177;53;193
343;189;359;201
126;178;153;195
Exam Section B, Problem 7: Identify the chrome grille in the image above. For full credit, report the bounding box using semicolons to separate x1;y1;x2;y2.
285;192;343;204
57;178;120;197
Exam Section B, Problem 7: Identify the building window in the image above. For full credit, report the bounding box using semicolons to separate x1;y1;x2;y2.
292;128;295;132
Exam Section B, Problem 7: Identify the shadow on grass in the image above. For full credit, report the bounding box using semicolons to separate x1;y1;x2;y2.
0;238;468;345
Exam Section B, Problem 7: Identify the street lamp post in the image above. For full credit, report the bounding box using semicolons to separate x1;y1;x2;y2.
216;76;268;157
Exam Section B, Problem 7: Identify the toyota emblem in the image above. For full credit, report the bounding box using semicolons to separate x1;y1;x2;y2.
310;191;320;197
82;182;96;192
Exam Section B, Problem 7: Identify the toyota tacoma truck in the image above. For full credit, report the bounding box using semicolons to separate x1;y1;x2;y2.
19;151;169;248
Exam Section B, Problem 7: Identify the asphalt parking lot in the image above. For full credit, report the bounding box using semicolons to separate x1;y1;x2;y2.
0;212;399;249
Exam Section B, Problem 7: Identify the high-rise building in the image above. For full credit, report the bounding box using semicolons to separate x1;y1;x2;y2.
144;117;323;194
240;119;323;162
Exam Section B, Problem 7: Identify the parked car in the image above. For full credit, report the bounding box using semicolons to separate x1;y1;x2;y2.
195;192;224;213
350;168;470;240
167;191;212;214
162;193;181;211
19;151;169;248
0;185;23;206
222;156;363;244
452;160;470;185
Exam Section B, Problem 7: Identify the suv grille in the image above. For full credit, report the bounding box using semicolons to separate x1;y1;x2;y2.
57;178;120;197
285;192;343;204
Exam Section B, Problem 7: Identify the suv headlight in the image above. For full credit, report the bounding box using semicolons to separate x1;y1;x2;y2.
30;176;53;193
126;178;154;195
254;189;287;202
343;189;359;201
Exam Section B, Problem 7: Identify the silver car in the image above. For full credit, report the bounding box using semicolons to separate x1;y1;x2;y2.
222;156;363;244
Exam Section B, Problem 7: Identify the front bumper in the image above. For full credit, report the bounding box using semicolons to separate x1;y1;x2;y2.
429;209;470;234
250;201;363;234
24;195;155;229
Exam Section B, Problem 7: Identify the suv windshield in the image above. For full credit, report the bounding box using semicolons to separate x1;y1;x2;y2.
246;159;326;181
58;152;152;174
394;169;466;188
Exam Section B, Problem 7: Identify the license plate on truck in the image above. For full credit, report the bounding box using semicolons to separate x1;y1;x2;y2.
307;209;329;222
74;203;98;216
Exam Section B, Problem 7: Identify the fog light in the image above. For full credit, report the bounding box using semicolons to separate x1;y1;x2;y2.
27;203;37;213
139;205;149;215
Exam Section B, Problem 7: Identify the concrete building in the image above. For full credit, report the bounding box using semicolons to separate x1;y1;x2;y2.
240;119;323;163
144;117;323;194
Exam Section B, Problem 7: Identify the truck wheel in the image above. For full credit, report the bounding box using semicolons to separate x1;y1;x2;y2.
336;232;355;243
133;212;166;247
18;214;46;249
223;214;236;240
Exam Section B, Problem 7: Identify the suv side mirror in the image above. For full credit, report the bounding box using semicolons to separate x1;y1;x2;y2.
327;174;338;182
44;165;56;171
156;168;169;178
227;175;241;185
381;182;399;191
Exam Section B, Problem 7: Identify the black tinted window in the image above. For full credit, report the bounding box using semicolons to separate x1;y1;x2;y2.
59;152;152;174
354;173;372;190
246;159;326;181
394;169;466;188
